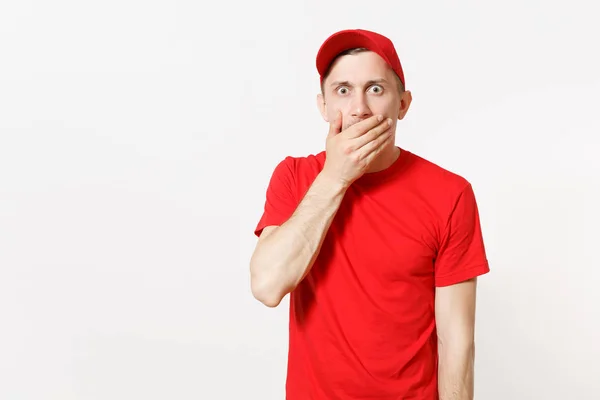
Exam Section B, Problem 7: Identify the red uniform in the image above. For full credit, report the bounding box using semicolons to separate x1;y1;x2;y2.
255;148;489;399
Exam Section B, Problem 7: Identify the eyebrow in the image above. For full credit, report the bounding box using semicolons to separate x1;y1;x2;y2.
329;78;389;88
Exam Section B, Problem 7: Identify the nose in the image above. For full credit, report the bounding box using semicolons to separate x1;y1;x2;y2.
350;92;372;119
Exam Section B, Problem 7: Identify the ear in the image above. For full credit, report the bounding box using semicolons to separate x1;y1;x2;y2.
316;93;328;122
397;90;413;120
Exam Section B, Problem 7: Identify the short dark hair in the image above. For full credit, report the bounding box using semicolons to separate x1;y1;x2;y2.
320;47;405;94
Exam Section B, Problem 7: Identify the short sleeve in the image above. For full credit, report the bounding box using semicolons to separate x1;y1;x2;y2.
254;157;298;237
434;183;490;287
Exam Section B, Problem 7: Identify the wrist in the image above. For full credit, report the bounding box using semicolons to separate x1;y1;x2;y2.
316;171;350;196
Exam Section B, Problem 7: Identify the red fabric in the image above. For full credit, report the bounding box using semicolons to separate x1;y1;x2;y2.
316;29;406;87
255;148;489;399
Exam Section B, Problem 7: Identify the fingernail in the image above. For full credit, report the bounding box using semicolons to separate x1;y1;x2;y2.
378;115;383;121
387;118;393;125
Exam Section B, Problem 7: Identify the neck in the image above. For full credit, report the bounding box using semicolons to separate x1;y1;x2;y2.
364;142;400;174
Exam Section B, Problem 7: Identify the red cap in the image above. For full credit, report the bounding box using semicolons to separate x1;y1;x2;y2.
316;29;405;87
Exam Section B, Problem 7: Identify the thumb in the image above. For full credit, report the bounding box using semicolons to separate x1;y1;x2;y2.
328;111;342;137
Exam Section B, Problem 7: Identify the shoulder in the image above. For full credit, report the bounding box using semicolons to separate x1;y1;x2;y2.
272;150;326;179
405;149;472;194
400;149;478;218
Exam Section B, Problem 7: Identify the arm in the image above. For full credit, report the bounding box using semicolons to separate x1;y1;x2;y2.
435;278;478;400
250;172;348;307
250;113;392;308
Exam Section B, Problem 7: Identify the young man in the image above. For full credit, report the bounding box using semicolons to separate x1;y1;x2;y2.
250;28;489;400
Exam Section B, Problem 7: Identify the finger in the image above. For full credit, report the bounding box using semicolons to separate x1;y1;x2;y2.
327;111;342;137
343;114;385;139
353;118;393;149
357;129;393;162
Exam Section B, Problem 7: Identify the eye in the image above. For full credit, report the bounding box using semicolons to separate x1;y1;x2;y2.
336;86;349;95
368;85;383;94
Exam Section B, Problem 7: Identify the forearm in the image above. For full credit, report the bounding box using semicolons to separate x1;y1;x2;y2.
250;171;348;307
438;341;475;400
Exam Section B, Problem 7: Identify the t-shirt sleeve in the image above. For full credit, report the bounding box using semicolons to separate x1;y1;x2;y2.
434;183;490;287
254;157;298;237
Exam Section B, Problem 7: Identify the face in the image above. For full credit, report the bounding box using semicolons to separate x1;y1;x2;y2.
317;51;412;133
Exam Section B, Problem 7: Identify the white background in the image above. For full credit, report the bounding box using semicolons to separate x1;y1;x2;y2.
1;0;598;399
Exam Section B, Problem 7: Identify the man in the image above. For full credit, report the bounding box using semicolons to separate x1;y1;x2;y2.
250;28;489;400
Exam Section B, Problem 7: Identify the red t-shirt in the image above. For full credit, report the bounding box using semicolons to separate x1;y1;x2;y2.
254;147;489;399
